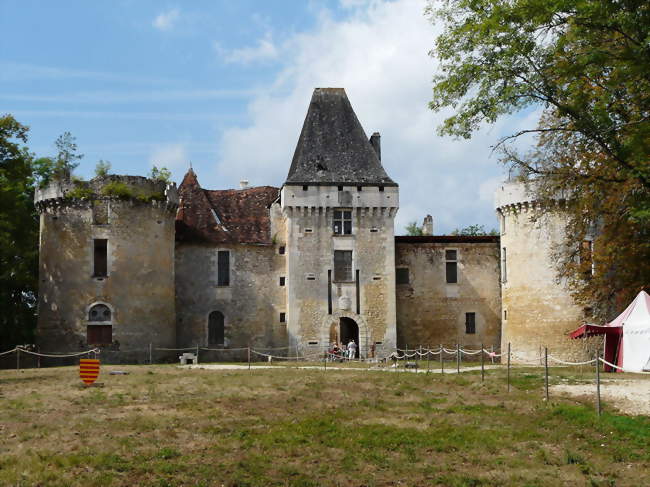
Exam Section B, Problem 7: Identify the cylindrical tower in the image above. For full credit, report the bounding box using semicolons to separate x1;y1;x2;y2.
35;175;178;358
495;181;591;362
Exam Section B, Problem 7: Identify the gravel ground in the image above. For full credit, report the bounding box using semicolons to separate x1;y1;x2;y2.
552;379;650;416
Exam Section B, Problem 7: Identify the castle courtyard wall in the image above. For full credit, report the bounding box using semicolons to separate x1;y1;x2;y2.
395;239;502;351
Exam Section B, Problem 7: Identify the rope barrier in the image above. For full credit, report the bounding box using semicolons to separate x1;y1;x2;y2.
200;347;249;352
547;355;597;366
16;347;100;358
460;349;482;356
0;347;18;356
599;357;650;374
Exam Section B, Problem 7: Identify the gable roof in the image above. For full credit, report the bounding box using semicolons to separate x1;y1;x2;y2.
176;168;279;245
285;88;396;187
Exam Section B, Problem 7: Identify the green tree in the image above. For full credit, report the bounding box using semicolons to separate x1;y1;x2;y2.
0;115;40;347
95;160;111;178
149;165;172;183
405;221;424;236
428;0;650;317
450;224;498;236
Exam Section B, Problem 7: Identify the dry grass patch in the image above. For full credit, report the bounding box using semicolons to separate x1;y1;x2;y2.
0;365;648;486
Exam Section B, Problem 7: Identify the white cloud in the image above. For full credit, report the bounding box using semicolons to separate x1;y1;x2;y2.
215;34;279;65
212;0;537;233
149;143;188;176
153;8;180;31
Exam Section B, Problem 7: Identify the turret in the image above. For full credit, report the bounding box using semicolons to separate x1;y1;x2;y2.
35;175;178;359
495;180;592;362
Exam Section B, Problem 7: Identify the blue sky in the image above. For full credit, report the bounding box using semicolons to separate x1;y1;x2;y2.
1;0;536;233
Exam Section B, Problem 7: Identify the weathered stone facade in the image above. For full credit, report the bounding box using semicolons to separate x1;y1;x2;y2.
35;89;591;361
35;176;177;355
395;236;501;350
495;182;590;363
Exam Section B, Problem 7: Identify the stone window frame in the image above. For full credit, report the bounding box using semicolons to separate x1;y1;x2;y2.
86;301;115;324
206;310;226;347
91;238;110;279
332;208;353;235
216;249;231;287
395;267;410;285
445;248;458;284
333;250;354;283
85;301;115;346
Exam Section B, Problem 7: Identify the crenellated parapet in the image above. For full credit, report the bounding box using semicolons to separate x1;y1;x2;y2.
35;175;178;213
494;180;568;216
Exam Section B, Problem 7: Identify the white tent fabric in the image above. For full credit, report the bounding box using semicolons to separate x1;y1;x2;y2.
611;291;650;372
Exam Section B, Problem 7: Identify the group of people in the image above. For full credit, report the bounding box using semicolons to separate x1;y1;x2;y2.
328;339;357;360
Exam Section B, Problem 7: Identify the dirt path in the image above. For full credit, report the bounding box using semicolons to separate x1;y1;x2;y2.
552;379;650;416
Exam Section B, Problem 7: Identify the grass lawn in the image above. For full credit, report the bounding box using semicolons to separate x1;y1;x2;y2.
1;364;649;486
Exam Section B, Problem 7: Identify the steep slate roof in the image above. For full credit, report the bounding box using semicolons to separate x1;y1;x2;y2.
176;168;279;245
285;88;397;186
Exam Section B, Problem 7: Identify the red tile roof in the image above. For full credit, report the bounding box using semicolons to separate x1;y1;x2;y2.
176;169;279;245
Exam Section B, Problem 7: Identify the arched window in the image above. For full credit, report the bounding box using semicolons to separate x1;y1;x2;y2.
89;303;111;322
208;311;225;346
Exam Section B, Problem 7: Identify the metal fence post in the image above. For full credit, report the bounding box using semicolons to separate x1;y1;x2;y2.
544;347;549;402
596;349;601;417
427;345;430;374
456;343;460;374
440;344;444;374
507;342;511;393
16;347;20;370
195;343;199;364
248;347;251;371
149;343;153;365
481;343;485;382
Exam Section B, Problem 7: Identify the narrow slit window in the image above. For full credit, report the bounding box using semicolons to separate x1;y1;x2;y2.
501;247;507;283
334;250;353;281
445;249;457;284
217;250;230;286
279;312;286;323
465;312;476;334
279;246;286;255
93;239;108;277
279;276;285;286
333;210;352;235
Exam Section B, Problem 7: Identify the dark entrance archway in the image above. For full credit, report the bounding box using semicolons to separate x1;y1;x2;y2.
339;317;359;358
208;311;225;346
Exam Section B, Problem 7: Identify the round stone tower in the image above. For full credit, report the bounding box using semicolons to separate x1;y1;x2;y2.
495;181;590;363
35;175;178;357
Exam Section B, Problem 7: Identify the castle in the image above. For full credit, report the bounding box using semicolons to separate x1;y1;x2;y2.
34;88;590;361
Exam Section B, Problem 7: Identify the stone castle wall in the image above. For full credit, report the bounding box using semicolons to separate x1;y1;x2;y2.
395;239;501;350
281;184;398;357
496;182;590;362
35;176;177;354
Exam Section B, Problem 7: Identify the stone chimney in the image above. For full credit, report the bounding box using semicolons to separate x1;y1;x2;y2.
369;132;381;161
239;180;249;189
422;214;433;236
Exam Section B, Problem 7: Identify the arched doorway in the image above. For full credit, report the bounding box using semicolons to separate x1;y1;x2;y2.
339;317;359;358
208;311;225;346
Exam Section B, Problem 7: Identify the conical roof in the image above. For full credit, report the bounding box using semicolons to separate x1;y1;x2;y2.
285;88;396;186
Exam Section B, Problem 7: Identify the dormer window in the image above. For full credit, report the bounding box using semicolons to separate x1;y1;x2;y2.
333;210;352;235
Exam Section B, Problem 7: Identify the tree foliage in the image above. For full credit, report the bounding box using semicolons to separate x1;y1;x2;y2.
450;224;498;236
149;165;172;183
0;115;39;346
95;160;111;178
405;221;424;236
428;0;650;319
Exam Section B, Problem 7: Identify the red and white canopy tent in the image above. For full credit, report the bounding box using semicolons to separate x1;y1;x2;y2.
571;290;650;372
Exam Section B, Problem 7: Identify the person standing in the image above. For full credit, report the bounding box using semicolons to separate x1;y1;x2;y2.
348;339;357;359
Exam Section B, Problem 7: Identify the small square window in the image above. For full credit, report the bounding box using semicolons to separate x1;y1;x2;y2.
279;312;286;323
378;186;384;192
357;186;362;191
279;276;285;286
302;185;309;191
445;249;457;261
279;246;286;255
338;185;344;191
396;268;409;285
